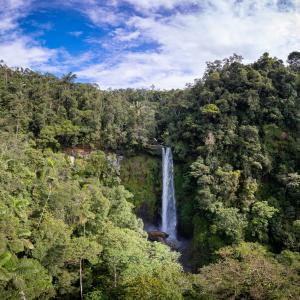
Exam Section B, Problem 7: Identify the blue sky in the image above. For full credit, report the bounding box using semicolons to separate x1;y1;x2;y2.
1;0;300;89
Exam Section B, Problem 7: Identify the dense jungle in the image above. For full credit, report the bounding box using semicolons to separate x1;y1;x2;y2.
0;52;300;299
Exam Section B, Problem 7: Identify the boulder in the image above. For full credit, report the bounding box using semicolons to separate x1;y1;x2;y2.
147;230;169;242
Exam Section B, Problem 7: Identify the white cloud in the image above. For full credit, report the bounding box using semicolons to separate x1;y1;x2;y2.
114;28;140;42
0;0;60;71
85;7;120;25
77;51;196;89
119;0;198;11
69;31;83;37
0;0;29;32
0;38;56;68
0;0;94;75
76;0;300;89
2;0;300;89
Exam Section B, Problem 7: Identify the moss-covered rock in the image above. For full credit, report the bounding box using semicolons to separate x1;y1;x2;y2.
120;154;162;224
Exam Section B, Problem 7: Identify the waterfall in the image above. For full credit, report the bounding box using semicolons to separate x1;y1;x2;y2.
161;147;177;239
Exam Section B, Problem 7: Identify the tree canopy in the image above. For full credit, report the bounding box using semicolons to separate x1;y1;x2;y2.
0;52;300;299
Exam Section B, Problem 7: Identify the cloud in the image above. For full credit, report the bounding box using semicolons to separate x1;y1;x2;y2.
76;53;196;89
2;0;300;89
85;6;122;25
69;31;83;37
0;0;61;72
0;37;56;68
64;1;125;26
114;28;140;42
0;0;31;32
119;0;198;11
76;0;300;89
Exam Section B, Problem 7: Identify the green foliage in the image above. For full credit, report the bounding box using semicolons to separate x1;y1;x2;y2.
38;120;80;149
191;243;300;300
212;203;247;243
249;201;278;242
0;133;188;299
1;52;300;298
200;103;220;114
120;155;161;222
287;51;300;71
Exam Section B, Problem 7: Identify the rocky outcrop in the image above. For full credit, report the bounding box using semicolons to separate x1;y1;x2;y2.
147;230;169;243
144;144;163;156
63;145;92;158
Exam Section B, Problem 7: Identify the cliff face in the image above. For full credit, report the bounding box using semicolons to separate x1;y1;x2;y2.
120;154;162;224
120;153;191;236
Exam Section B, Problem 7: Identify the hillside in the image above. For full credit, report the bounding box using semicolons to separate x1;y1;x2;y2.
0;53;300;299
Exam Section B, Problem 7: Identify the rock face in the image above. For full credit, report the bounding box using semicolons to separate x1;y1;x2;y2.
144;144;163;156
63;145;92;158
147;230;169;243
120;154;162;224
